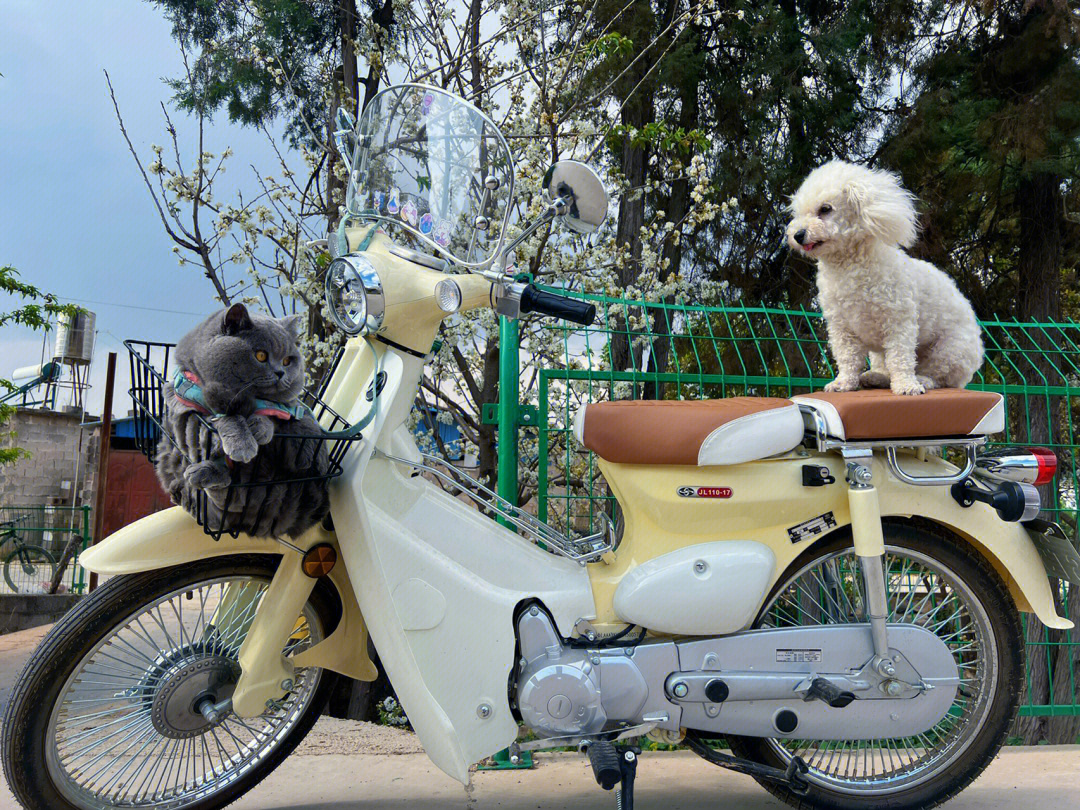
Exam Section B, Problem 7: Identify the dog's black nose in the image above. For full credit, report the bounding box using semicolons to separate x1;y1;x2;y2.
794;229;807;245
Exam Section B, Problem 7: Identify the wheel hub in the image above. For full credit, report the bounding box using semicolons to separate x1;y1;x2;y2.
150;653;240;739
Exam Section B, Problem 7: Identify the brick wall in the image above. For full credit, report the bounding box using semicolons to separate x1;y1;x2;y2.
0;409;99;515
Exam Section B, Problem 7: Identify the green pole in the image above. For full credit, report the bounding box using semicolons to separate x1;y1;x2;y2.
497;315;520;526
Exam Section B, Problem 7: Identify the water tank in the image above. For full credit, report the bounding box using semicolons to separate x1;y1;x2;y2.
54;311;96;365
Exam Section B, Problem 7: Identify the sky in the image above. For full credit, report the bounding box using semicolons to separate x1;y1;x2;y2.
1;1;295;416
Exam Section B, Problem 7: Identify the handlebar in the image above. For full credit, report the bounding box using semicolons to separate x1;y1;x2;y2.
518;284;596;326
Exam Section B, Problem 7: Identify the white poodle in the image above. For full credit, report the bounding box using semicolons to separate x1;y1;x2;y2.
786;160;983;395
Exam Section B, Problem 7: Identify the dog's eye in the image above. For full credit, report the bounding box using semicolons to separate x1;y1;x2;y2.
818;204;833;215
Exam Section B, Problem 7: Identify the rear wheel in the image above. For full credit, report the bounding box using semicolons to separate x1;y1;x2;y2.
3;544;57;592
2;554;341;810
722;522;1023;810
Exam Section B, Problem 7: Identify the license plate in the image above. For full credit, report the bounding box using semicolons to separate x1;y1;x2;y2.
1026;519;1080;586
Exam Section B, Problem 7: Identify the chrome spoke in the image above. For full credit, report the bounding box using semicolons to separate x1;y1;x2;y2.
45;574;325;809
761;544;996;795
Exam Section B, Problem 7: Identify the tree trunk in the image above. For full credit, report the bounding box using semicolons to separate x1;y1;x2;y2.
644;35;699;400
1012;171;1072;743
609;1;656;384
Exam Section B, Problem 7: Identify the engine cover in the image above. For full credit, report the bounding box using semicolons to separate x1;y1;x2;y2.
517;660;604;736
515;608;680;737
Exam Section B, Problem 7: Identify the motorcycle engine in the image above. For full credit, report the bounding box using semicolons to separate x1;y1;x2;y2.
515;607;679;738
516;608;606;736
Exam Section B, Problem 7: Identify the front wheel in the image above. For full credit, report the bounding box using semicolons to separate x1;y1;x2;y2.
2;554;341;810
723;521;1024;810
3;544;57;592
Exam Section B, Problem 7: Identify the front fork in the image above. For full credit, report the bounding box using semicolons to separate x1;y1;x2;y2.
205;548;317;718
843;448;899;679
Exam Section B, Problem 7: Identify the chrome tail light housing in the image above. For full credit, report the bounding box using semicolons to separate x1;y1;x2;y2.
973;446;1058;486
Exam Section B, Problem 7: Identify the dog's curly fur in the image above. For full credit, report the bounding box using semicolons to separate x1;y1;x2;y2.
787;160;983;395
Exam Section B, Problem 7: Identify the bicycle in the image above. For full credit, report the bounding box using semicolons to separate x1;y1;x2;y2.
0;519;58;593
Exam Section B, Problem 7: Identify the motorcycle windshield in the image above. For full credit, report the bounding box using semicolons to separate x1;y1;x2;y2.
345;84;514;266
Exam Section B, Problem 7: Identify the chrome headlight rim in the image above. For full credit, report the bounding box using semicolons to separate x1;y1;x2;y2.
325;254;385;335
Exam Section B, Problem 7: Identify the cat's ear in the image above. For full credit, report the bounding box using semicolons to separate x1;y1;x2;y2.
222;303;253;335
280;314;303;338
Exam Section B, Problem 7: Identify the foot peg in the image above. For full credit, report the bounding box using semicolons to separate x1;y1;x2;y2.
803;676;855;708
588;740;622;791
587;741;639;809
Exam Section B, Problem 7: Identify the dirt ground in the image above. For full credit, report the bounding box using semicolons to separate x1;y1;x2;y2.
2;624;1079;810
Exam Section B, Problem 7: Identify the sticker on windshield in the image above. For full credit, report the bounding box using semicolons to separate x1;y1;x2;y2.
372;191;385;212
421;92;435;116
419;213;434;235
387;187;400;215
433;220;452;247
401;200;418;226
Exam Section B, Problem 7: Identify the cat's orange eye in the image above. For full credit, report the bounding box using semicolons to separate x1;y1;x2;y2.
255;350;269;362
283;356;293;366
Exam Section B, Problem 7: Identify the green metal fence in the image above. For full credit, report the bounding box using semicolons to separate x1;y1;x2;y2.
510;289;1079;719
0;505;91;595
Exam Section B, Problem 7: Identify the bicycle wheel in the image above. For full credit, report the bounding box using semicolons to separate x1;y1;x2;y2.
3;544;58;593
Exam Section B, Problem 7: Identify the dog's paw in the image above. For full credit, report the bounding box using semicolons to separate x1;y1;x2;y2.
916;375;938;391
859;370;891;389
891;377;926;396
824;377;860;393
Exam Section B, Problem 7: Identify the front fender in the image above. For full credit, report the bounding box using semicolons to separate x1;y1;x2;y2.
875;455;1072;630
79;506;377;682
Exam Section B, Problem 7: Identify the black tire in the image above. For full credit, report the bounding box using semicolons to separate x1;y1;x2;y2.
723;521;1024;810
2;554;341;810
3;545;57;593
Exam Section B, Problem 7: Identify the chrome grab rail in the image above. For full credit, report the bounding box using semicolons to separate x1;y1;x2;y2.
798;403;983;486
376;449;615;564
885;443;978;486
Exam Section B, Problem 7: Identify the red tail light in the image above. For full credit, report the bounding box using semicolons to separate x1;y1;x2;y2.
1029;447;1058;486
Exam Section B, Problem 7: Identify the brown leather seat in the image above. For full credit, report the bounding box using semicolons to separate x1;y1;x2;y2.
792;389;1004;441
573;397;806;466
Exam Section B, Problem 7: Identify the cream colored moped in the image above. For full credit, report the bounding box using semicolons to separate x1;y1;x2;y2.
4;84;1078;810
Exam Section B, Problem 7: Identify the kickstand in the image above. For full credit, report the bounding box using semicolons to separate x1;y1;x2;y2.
615;746;639;810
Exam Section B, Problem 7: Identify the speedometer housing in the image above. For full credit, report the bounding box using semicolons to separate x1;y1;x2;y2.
325;254;385;335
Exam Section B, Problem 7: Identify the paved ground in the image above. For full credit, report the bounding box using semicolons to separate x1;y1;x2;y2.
2;625;1079;810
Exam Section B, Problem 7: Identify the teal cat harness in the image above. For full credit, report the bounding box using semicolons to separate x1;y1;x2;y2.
172;369;309;421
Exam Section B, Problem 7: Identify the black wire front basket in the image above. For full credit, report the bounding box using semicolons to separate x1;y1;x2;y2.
125;340;360;540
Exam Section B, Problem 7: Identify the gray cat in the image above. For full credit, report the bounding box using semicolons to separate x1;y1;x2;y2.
155;303;331;538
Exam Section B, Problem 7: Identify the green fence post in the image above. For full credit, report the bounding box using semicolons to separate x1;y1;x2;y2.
497;315;520;527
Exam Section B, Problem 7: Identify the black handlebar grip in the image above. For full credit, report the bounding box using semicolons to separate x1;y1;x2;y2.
519;284;596;325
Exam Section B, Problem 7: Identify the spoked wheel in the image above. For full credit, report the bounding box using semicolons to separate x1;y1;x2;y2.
2;554;341;810
3;544;58;592
722;522;1023;810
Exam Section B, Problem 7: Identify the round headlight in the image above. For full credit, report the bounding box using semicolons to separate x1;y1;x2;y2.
325;254;385;335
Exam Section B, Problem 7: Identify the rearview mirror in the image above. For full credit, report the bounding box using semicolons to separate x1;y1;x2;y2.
334;107;357;170
543;160;608;235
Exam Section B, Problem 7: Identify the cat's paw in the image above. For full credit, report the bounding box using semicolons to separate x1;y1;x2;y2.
216;416;260;463
824;376;860;393
221;432;259;463
891;376;926;396
185;460;230;489
247;414;276;445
